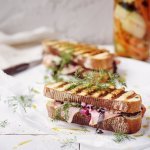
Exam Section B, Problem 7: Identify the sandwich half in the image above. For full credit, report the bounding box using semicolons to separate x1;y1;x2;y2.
42;40;117;74
44;81;146;134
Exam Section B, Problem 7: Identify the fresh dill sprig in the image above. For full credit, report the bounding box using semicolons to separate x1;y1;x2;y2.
113;132;135;143
0;120;8;128
108;72;126;87
60;136;77;150
79;126;90;133
43;75;51;83
67;69;126;91
66;84;79;90
6;89;34;112
54;102;81;121
50;48;74;82
55;107;62;120
60;48;74;68
30;88;40;94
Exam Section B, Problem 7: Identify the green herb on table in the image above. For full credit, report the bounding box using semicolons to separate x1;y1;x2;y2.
30;88;40;94
43;74;54;84
133;132;144;137
78;126;90;133
60;136;77;150
113;132;135;143
7;90;33;112
44;75;50;83
0;120;8;128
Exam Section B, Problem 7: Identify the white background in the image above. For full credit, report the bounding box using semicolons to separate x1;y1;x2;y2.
0;0;113;44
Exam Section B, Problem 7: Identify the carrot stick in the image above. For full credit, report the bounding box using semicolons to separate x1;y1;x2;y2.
115;15;149;60
117;26;148;59
128;45;149;60
117;33;129;51
135;0;149;25
148;0;150;18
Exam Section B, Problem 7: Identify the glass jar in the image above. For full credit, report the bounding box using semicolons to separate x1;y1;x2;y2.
114;0;150;60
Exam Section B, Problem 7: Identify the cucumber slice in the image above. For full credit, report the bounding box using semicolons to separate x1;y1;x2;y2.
122;12;146;39
115;4;130;21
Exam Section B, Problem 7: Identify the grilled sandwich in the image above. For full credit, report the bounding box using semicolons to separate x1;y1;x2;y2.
44;81;146;134
42;40;117;74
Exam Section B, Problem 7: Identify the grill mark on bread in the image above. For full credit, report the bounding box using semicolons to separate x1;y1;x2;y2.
48;82;131;103
103;88;125;99
82;51;100;57
127;93;136;99
69;85;87;94
78;87;100;96
84;87;99;95
88;49;107;56
128;94;141;102
45;85;141;112
74;49;93;55
73;48;105;56
55;82;68;88
47;82;66;89
56;83;73;91
92;90;109;98
44;41;108;56
115;91;135;101
48;41;107;58
43;40;115;71
83;50;102;56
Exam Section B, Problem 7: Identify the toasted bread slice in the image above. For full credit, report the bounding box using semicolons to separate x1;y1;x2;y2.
42;40;115;71
46;101;143;134
44;82;142;113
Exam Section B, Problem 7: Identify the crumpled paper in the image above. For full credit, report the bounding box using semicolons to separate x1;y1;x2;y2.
1;58;150;150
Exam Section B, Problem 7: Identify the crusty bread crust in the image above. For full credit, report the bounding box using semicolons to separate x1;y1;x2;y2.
46;101;142;134
75;53;114;70
44;85;142;113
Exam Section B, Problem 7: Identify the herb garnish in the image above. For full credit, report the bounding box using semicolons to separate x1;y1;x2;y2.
60;136;77;150
67;69;126;91
54;102;81;121
113;132;135;143
0;120;8;128
66;84;79;90
50;48;74;81
30;88;40;94
6;89;34;112
44;75;51;83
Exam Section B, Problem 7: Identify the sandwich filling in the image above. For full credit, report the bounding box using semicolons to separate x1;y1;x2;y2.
43;53;117;76
49;100;142;127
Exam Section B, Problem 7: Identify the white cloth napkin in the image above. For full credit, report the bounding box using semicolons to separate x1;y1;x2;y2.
0;27;60;69
0;27;58;46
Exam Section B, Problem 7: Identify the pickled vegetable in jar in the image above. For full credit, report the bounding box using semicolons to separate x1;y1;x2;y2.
114;0;150;60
